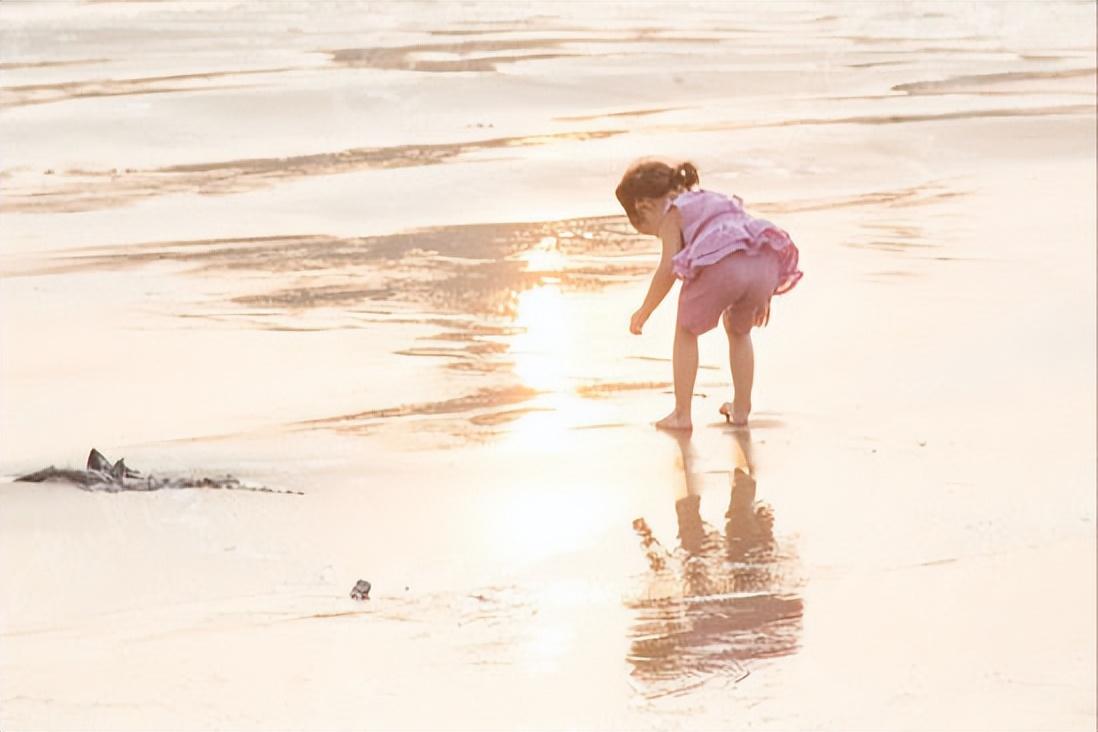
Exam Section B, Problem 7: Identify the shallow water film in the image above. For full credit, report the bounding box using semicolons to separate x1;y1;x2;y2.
1;2;1095;730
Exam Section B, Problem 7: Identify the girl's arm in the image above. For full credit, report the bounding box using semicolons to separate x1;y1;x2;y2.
630;217;684;334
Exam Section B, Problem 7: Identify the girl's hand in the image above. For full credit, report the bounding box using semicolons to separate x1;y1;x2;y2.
630;308;649;335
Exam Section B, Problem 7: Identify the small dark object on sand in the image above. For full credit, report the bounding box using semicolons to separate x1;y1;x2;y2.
350;580;372;600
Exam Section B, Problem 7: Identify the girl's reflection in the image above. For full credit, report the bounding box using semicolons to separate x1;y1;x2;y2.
627;429;803;697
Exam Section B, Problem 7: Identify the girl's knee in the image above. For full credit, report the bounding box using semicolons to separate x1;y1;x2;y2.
722;309;753;338
676;323;699;340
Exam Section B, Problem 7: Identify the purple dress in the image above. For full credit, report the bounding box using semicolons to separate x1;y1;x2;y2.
665;189;803;335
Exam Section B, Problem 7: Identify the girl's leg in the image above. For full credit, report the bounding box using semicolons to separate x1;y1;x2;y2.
656;323;698;430
719;251;777;426
674;323;700;415
729;329;753;416
721;318;753;425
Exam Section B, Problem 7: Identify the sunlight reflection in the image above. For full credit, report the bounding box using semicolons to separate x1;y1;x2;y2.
505;281;603;450
518;236;567;273
496;278;616;562
511;282;569;393
495;487;610;564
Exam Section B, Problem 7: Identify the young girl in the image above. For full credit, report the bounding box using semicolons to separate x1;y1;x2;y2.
616;159;802;430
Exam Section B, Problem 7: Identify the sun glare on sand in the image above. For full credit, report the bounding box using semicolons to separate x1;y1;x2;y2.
490;262;619;562
505;275;605;446
511;281;568;393
494;487;610;565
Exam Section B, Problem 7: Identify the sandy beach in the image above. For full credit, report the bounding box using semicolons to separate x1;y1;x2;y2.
1;2;1095;729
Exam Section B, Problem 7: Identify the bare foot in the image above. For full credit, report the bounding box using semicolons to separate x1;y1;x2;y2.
719;402;749;427
655;410;693;431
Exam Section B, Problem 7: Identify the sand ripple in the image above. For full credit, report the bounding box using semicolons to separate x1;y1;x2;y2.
0;130;622;214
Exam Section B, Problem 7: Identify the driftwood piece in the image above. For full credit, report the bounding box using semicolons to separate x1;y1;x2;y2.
14;448;302;495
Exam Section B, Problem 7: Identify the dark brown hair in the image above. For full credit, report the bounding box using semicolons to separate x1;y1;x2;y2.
615;159;700;229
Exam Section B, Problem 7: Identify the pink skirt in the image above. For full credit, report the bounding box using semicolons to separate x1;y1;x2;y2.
677;248;781;336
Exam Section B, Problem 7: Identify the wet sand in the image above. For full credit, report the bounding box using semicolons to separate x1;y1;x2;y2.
1;2;1095;730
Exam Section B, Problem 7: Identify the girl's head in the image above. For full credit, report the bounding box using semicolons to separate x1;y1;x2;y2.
615;159;700;234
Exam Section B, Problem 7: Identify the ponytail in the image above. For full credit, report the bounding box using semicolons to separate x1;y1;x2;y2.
672;162;700;191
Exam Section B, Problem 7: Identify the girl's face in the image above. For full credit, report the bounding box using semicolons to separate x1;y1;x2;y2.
632;195;669;236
